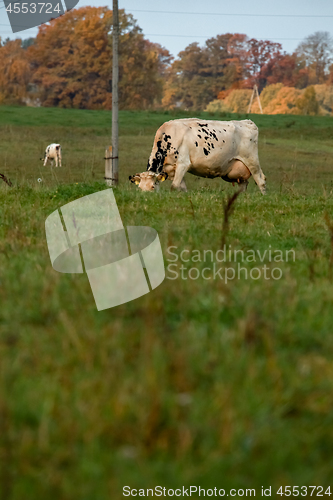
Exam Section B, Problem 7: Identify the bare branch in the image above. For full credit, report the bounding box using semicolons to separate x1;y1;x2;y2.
221;188;242;249
0;173;13;187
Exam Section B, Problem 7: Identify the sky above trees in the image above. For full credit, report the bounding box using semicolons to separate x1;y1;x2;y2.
0;0;333;57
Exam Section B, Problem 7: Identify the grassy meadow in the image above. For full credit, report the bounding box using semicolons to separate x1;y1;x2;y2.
1;106;333;498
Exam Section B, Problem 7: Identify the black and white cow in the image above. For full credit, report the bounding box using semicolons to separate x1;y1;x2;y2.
129;118;266;193
42;144;62;167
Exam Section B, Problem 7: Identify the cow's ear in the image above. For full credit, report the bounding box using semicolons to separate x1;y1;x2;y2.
157;172;168;182
129;174;140;185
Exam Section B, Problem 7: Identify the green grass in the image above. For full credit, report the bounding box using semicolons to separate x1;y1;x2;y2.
1;106;333;499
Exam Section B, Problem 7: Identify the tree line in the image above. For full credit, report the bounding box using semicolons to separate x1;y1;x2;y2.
0;6;332;113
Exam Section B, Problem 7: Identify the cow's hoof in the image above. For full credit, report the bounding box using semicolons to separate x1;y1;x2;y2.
171;183;187;192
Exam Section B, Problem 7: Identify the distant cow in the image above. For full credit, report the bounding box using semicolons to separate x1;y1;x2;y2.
129;118;266;193
42;144;62;167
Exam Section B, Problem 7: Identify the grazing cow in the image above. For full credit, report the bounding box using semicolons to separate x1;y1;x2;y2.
42;144;62;167
129;118;266;193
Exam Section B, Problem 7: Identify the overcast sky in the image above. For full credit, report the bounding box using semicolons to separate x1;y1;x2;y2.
0;0;333;57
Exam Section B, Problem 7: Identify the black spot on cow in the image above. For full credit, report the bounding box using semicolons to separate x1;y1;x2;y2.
149;139;168;172
198;122;208;128
203;148;209;156
198;134;202;139
211;132;218;141
223;140;225;143
205;136;209;140
223;129;226;132
211;143;214;149
195;141;198;147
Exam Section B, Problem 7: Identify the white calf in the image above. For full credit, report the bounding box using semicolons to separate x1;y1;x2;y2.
42;144;62;167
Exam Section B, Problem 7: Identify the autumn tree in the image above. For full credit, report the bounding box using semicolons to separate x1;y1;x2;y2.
312;84;333;114
296;31;333;84
260;53;296;86
204;34;236;93
296;86;319;115
28;7;172;109
163;34;246;110
118;28;172;109
245;39;283;90
226;33;250;86
28;7;113;109
162;42;214;109
0;39;31;104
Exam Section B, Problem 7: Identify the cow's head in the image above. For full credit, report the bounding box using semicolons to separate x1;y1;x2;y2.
129;171;168;191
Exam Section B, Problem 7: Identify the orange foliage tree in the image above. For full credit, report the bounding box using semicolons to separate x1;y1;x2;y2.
28;7;113;109
313;84;333;114
296;86;319;115
28;7;171;109
258;86;302;114
0;39;31;104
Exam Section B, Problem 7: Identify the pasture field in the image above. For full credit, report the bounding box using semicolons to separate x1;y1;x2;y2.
1;106;333;499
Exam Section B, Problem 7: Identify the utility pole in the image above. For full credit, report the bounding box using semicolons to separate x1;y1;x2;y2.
106;0;119;186
111;0;119;186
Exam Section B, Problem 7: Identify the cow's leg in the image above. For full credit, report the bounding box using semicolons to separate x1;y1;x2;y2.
171;160;190;191
250;168;266;194
55;156;58;167
43;156;48;167
179;179;187;192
